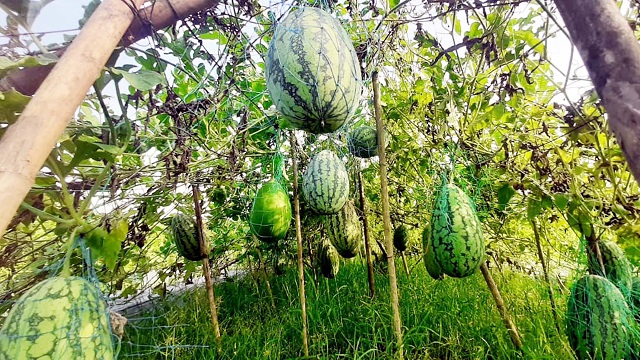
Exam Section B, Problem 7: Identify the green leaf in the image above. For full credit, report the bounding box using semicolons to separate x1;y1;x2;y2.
527;198;541;221
110;68;166;91
554;194;569;210
200;30;228;45
0;54;57;79
101;232;122;270
496;183;515;212
0;90;30;123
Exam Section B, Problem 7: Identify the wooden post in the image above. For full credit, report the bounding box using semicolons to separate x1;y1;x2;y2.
531;219;560;334
400;252;410;276
192;185;222;350
290;132;310;357
480;262;523;349
256;245;276;309
372;70;403;359
0;0;146;238
357;168;376;298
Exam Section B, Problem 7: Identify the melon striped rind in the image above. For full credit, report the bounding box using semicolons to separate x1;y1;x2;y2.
393;224;409;252
566;274;632;360
422;225;444;280
323;200;362;258
302;150;349;214
265;7;362;134
430;183;485;278
318;241;340;278
171;213;206;261
348;126;383;158
587;240;633;295
0;276;114;360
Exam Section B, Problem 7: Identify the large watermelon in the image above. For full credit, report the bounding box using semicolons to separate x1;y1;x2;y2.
265;7;362;133
323;200;362;258
170;213;206;261
347;126;388;158
393;224;408;252
422;226;444;280
587;239;633;295
631;277;640;321
0;276;114;360
317;241;340;279
430;182;485;278
249;179;292;243
566;274;633;360
302;150;349;214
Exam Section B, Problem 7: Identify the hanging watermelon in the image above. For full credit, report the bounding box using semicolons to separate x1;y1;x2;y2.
265;7;362;133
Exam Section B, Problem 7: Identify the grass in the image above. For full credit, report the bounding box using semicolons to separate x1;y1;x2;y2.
118;258;575;359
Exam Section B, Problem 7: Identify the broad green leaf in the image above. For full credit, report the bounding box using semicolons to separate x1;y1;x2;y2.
496;183;515;212
0;54;57;78
527;198;541;221
110;68;166;91
0;90;30;123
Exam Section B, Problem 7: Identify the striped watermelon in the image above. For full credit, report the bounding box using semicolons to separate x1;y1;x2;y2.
566;274;633;360
324;200;362;258
430;182;485;278
265;7;362;133
317;241;340;278
0;276;114;359
302;150;349;214
249;179;292;243
347;126;386;158
170;213;206;261
587;240;633;295
422;226;444;280
393;224;408;252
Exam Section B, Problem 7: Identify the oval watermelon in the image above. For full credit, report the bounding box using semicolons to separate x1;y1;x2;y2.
430;183;485;278
0;276;114;359
302;150;349;214
324;200;362;258
393;224;409;252
318;241;340;279
347;126;388;158
249;179;292;243
171;213;206;261
265;7;362;133
587;239;633;295
566;274;632;360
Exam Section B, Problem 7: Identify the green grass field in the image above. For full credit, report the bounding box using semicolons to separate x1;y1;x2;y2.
119;258;574;359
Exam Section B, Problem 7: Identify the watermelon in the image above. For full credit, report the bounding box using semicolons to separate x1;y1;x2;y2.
265;7;362;133
631;277;640;321
249;179;292;243
347;126;387;158
430;182;485;278
170;213;206;261
0;276;114;360
323;200;362;258
393;224;408;252
566;274;633;360
422;226;444;280
587;240;633;295
317;241;340;279
302;150;349;214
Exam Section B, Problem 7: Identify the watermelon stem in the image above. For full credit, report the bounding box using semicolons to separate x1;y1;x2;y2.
60;227;79;277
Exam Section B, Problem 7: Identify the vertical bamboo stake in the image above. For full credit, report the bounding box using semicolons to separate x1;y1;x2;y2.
192;184;222;350
531;219;560;334
480;262;523;349
372;70;403;359
290;132;310;357
256;245;276;309
357;167;376;298
0;0;146;237
400;252;410;276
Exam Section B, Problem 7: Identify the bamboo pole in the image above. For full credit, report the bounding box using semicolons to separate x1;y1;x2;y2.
531;219;560;334
357;168;376;298
480;262;523;349
256;246;276;309
290;132;309;357
372;70;403;359
0;0;223;95
192;185;222;350
400;252;410;276
0;0;146;238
